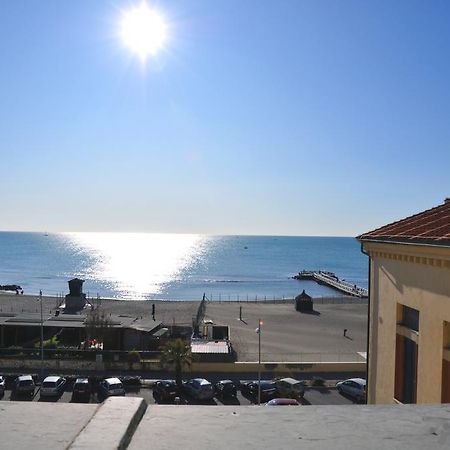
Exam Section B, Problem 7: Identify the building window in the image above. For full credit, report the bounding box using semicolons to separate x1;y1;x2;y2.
395;305;419;403
401;305;419;332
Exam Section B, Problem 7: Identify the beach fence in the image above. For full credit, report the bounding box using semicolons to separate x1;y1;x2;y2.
2;287;369;304
0;295;367;315
210;295;368;305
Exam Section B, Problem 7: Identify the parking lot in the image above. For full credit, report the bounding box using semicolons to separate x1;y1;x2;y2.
0;377;356;406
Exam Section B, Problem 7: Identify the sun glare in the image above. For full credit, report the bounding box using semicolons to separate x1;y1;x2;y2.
120;2;167;61
66;232;207;299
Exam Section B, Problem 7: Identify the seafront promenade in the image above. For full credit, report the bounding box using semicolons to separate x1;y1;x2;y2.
0;293;367;363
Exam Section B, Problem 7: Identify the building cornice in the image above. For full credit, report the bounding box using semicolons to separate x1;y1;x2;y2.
361;241;450;269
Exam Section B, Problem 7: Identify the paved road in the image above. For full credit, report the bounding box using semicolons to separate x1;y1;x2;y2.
0;385;355;406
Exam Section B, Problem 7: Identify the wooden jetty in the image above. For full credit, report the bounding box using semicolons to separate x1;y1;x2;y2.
293;271;368;298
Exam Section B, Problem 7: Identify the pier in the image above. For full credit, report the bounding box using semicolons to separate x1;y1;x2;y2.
293;271;368;298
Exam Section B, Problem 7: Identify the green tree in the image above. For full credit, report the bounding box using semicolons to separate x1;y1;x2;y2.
84;308;112;346
160;339;192;387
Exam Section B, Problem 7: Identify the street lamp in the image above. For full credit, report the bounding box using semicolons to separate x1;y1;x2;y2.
39;290;44;379
32;290;45;383
256;318;263;405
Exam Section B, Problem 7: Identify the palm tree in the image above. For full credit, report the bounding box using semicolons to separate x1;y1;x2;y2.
160;339;192;387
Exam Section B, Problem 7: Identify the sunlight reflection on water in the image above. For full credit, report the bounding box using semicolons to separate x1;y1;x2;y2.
65;232;209;299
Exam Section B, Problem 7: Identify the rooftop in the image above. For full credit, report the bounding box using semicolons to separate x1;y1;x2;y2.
357;199;450;246
191;340;230;354
2;399;450;449
0;311;161;333
130;403;450;450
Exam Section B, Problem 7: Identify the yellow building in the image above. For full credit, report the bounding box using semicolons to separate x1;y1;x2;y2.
357;199;450;404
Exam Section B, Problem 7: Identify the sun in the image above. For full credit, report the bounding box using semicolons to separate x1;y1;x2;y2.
120;2;167;61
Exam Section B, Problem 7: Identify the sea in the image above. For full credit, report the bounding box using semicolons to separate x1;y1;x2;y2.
0;232;368;301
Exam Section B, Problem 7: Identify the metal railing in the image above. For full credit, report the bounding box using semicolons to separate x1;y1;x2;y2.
0;295;367;316
211;295;368;304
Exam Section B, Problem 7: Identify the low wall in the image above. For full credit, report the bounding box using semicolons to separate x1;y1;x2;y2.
190;361;366;374
0;358;365;374
0;358;160;372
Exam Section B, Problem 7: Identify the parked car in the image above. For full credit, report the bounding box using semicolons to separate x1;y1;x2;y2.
239;380;254;391
336;378;366;402
0;376;5;395
275;377;305;399
72;378;91;402
182;378;214;401
240;380;277;402
214;380;237;398
266;398;300;406
99;377;125;398
153;380;179;403
40;376;67;397
239;380;256;395
14;375;36;396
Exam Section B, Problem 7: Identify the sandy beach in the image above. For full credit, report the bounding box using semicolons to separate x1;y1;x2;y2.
0;293;367;361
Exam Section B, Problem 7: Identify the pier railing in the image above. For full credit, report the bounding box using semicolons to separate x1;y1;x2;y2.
312;272;368;298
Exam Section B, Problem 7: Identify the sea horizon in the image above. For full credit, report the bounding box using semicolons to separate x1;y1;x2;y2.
0;229;360;238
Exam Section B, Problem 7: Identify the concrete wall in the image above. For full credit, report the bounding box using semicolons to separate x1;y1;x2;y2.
363;241;450;404
191;361;365;374
0;358;365;375
0;358;99;371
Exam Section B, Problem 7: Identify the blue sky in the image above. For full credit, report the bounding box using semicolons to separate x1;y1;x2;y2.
1;0;449;235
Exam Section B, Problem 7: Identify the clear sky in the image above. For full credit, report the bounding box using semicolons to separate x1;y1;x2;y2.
1;0;449;236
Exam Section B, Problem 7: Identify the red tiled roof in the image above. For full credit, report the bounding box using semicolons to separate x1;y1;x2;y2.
357;199;450;246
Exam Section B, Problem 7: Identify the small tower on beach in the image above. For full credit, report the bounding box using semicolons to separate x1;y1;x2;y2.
64;278;87;312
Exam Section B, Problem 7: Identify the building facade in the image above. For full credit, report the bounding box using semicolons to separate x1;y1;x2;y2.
358;199;450;404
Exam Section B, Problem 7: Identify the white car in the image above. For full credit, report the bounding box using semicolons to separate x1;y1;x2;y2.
182;378;214;401
336;378;366;402
0;376;5;395
40;376;67;397
99;377;125;397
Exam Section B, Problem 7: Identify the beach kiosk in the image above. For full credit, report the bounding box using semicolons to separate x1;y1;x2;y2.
295;290;313;313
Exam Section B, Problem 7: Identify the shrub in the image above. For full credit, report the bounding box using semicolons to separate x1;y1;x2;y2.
310;377;325;387
35;335;59;349
127;350;141;367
